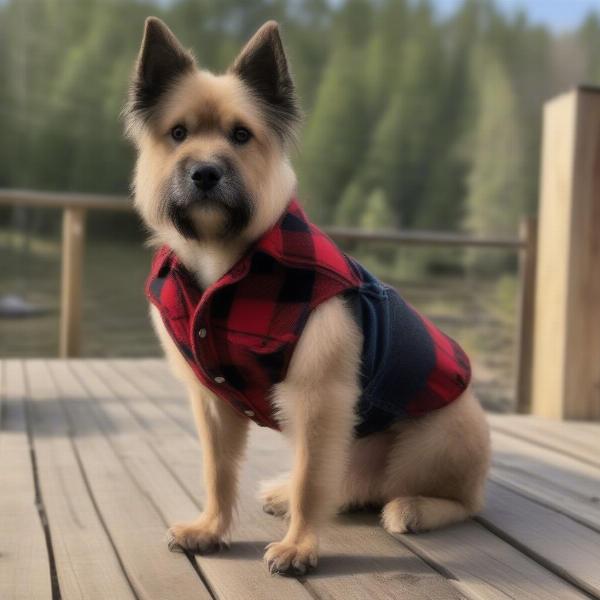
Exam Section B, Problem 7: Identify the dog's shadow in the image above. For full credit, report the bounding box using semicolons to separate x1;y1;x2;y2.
203;506;440;579
221;540;427;578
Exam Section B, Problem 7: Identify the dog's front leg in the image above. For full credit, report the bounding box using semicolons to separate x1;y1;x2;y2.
264;298;361;575
168;387;249;553
264;384;354;575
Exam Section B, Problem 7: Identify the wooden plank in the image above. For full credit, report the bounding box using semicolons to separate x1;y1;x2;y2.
120;359;589;600
490;467;600;533
45;360;209;600
100;359;468;600
386;521;588;600
24;360;135;600
491;429;600;502
0;360;53;599
71;360;317;600
479;481;600;597
59;207;86;358
138;362;600;528
490;415;600;468
532;88;600;419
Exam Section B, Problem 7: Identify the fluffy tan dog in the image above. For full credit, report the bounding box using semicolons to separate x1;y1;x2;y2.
124;17;490;576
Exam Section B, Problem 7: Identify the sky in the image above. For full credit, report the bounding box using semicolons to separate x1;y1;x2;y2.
433;0;600;31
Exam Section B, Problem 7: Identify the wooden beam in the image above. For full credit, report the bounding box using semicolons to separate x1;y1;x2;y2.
515;216;537;414
326;226;524;248
0;188;524;249
0;188;131;211
59;207;86;358
531;88;600;420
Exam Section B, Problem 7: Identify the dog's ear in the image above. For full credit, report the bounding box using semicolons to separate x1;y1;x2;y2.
126;17;195;128
230;21;301;142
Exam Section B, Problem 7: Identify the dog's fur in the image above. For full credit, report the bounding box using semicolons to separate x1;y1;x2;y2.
125;17;490;576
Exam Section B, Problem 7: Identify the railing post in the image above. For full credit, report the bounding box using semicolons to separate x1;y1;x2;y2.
515;216;537;414
59;207;86;358
531;87;600;420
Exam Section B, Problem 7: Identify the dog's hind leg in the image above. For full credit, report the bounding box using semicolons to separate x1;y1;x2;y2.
381;496;471;534
379;388;490;535
260;474;290;517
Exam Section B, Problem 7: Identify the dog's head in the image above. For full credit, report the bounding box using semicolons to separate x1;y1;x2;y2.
124;18;301;245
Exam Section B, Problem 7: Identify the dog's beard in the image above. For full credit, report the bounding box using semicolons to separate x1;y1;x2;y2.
164;178;253;241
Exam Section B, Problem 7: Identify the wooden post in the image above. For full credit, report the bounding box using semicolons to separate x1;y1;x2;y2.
59;207;86;358
531;87;600;420
515;216;537;414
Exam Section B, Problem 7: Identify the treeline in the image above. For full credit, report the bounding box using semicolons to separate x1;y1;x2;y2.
1;0;600;240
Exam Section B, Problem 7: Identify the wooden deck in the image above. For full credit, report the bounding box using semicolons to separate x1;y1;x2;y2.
1;360;599;599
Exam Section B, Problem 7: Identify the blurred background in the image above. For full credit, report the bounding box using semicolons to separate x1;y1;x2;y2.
1;0;598;412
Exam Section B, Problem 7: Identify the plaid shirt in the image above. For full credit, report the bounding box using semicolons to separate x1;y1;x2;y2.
146;199;471;436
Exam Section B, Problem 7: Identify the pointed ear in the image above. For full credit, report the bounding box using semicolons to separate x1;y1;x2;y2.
230;21;301;142
126;17;195;129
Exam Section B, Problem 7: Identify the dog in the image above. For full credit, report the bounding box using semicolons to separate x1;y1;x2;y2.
124;17;491;576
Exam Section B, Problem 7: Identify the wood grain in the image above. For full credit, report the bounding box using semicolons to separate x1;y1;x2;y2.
491;429;600;501
0;361;53;599
490;414;600;467
532;88;600;419
480;481;600;596
130;359;590;600
24;360;135;600
47;360;210;600
104;359;467;600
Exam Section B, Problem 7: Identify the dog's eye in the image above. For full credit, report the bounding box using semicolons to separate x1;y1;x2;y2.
171;125;187;142
231;127;252;145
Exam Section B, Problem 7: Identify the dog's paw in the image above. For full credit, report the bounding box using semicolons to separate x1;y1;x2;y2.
264;536;318;576
259;477;290;518
167;518;229;554
381;497;422;534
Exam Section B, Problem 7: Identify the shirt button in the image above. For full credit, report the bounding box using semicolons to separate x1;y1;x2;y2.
244;409;255;417
214;376;225;384
198;328;207;338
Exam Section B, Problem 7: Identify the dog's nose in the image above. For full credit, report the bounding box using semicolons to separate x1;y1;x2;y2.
191;164;223;191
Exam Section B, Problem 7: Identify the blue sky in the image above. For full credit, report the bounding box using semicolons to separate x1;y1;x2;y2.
433;0;600;31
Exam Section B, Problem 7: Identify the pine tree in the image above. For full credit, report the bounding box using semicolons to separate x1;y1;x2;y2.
346;1;446;229
359;188;393;230
335;181;365;226
296;0;373;223
464;47;527;252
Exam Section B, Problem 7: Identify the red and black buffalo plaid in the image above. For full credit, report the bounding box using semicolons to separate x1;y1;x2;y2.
146;199;471;436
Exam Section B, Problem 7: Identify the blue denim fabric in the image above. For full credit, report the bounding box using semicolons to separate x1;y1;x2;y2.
345;260;437;437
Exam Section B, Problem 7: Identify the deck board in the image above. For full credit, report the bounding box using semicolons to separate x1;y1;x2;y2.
77;359;315;600
134;359;593;600
46;360;212;600
100;359;466;600
479;481;600;596
0;361;53;600
489;415;600;468
24;360;135;600
3;359;600;600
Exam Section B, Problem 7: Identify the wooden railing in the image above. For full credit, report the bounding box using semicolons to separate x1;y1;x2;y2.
0;188;537;412
0;189;131;359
